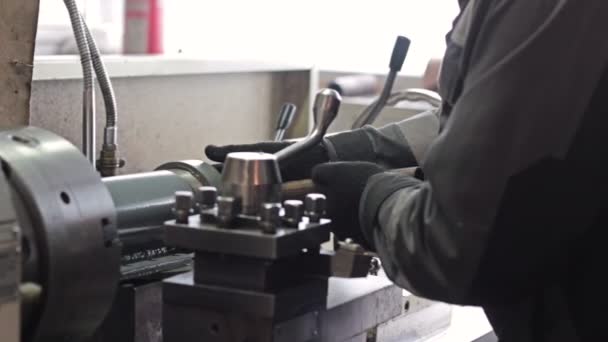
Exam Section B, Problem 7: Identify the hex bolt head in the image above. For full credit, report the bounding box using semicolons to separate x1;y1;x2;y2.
304;193;326;223
174;191;193;224
175;191;193;208
259;202;282;234
283;200;304;227
198;187;218;224
197;186;218;209
217;196;240;228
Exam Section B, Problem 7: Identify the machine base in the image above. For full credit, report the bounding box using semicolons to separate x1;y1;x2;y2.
164;273;452;342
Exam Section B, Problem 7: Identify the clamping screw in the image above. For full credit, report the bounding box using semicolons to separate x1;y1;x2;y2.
283;200;304;227
217;196;240;228
304;193;326;223
198;187;218;223
197;186;218;209
259;202;282;234
174;191;193;224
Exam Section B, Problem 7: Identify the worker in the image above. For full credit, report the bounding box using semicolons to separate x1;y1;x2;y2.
206;1;608;341
422;58;442;92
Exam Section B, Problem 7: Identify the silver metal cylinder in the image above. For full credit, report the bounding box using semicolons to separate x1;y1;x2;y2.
103;126;118;147
220;152;282;216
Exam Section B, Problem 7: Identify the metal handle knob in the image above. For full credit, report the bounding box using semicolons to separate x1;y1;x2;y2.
274;89;341;165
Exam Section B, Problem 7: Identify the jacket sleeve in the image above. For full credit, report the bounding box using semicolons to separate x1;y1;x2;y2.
323;108;440;168
359;0;608;305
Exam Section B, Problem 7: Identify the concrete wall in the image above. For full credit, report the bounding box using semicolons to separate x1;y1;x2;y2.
27;59;429;174
30;69;312;174
0;0;39;128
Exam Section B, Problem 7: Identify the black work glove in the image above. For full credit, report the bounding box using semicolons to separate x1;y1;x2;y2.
312;161;386;251
205;141;329;182
205;126;388;181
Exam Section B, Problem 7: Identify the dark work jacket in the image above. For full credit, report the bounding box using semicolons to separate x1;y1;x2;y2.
326;1;608;341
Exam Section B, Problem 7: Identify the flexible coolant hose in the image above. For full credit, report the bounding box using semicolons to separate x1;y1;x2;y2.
63;0;96;164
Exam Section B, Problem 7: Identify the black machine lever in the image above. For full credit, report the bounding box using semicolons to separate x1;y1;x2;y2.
274;103;297;142
351;35;411;129
275;88;342;166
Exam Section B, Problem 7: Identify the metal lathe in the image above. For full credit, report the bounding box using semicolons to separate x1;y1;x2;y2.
1;2;453;340
0;87;452;342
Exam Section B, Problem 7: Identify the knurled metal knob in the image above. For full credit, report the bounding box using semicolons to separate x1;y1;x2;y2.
174;191;193;224
283;200;304;227
259;202;282;234
304;193;326;223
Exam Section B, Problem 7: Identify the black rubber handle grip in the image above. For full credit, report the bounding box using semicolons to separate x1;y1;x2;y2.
389;36;411;72
276;103;297;130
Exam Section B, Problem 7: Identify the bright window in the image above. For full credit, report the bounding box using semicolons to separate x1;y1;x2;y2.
37;0;460;75
164;1;460;75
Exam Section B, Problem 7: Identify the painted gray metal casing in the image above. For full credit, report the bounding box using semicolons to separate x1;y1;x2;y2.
0;164;20;342
103;170;192;229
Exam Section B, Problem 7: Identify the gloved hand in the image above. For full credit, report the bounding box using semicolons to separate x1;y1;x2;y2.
205;141;329;182
312;161;386;250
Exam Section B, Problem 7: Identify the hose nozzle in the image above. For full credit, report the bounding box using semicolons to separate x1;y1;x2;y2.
97;127;125;177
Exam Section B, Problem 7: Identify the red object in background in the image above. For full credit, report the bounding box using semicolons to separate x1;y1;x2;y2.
124;0;163;54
